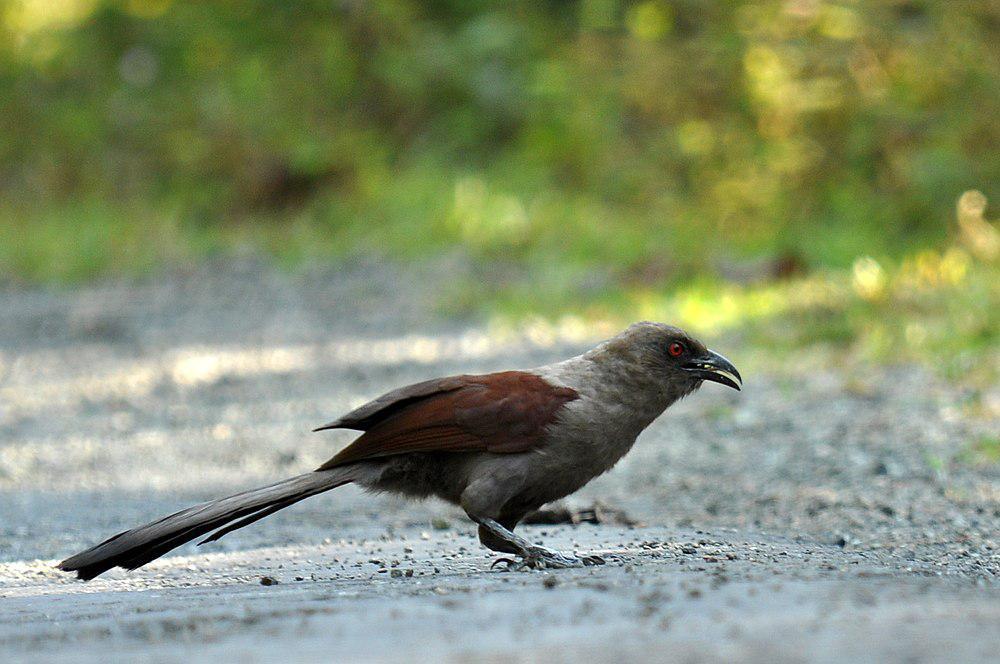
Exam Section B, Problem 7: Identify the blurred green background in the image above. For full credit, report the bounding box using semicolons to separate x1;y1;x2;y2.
0;0;997;380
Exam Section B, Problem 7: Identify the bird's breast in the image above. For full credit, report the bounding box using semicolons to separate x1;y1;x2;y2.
530;358;671;483
541;396;647;478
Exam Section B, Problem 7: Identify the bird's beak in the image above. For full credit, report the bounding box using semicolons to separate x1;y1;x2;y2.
683;349;742;391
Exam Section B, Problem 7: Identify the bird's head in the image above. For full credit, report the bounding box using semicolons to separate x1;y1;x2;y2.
598;321;742;393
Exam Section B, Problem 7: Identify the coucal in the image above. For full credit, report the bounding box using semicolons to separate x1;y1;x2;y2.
59;322;741;579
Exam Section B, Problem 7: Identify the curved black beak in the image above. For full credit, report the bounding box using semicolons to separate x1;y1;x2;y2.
683;349;742;391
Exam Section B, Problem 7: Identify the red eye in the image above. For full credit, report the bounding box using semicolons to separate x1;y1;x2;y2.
668;342;685;357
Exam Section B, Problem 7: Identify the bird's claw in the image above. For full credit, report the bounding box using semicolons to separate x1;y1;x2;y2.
490;557;517;570
491;548;607;571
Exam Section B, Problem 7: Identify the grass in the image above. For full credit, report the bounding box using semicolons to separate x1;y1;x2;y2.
480;247;998;387
0;201;200;284
958;437;1000;467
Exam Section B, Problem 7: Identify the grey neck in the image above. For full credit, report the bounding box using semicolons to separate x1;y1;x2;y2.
536;346;697;435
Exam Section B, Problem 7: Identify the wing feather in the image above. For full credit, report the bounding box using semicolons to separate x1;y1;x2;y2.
315;371;578;469
313;376;468;432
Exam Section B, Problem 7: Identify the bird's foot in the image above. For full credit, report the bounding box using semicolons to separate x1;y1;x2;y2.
491;547;606;571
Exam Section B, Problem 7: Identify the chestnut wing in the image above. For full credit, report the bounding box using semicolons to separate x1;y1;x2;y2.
315;371;578;470
313;375;468;432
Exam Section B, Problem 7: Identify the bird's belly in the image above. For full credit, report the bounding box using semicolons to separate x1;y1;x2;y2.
362;453;474;505
496;430;640;514
543;435;636;487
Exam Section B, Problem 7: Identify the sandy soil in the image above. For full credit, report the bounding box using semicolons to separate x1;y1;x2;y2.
1;261;997;663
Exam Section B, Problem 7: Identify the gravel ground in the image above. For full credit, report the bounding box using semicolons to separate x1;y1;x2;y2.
1;261;997;662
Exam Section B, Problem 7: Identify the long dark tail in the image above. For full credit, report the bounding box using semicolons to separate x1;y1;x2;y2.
58;468;357;580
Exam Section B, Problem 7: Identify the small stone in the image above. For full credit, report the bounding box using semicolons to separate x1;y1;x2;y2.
259;576;279;586
543;575;558;589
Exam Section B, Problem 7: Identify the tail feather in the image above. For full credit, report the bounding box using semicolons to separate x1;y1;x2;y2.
57;469;355;580
198;494;305;545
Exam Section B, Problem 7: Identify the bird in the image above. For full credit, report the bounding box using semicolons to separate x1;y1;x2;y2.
58;321;741;580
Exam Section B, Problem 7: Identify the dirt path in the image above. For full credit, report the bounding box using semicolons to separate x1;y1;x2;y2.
1;262;997;662
4;526;999;663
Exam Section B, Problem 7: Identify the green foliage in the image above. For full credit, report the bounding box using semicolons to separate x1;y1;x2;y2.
481;247;998;387
959;436;1000;466
1;0;996;286
0;199;189;283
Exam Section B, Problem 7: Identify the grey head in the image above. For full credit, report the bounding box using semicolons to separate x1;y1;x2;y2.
586;321;742;393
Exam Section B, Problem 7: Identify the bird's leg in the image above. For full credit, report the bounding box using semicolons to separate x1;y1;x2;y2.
478;520;521;554
473;517;605;571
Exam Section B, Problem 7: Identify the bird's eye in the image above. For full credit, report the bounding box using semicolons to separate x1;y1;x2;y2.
667;342;685;357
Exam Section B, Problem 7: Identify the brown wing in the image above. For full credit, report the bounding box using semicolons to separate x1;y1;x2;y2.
315;371;578;470
313;375;469;432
